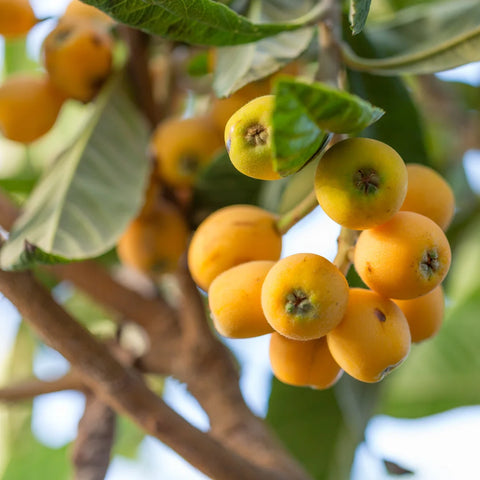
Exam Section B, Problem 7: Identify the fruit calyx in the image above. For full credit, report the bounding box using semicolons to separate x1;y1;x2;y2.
353;167;380;195
419;249;440;278
285;289;316;318
245;122;268;147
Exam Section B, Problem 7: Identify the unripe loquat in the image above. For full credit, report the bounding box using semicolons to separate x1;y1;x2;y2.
393;285;445;343
150;116;224;188
0;74;65;143
354;211;451;300
117;202;189;276
327;288;411;383
0;0;36;38
261;253;349;341
208;261;275;338
43;18;114;103
269;332;342;389
187;205;282;291
315;137;408;230
225;95;282;181
400;163;455;230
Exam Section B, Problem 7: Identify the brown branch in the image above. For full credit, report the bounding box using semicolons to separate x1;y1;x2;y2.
72;394;116;480
0;371;84;402
0;191;311;480
0;268;299;480
333;227;359;276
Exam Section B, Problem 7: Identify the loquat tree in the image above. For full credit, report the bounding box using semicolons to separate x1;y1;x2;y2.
0;0;479;479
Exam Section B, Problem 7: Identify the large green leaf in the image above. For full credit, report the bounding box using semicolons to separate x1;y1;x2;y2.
267;376;381;480
272;78;383;176
343;0;480;74
0;77;150;270
345;31;429;163
82;0;324;46
213;0;315;97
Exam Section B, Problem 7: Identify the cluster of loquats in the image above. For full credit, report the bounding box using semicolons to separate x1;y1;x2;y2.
188;92;456;389
0;0;115;144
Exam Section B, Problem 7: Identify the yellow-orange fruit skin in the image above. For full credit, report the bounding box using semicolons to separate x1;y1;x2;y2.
393;285;445;343
63;0;114;25
400;163;455;230
315;138;408;230
261;253;349;341
0;74;65;143
269;333;343;389
0;0;36;38
117;204;189;275
208;261;275;338
43;19;114;103
354;211;451;300
209;81;272;135
150;116;223;188
327;288;411;383
225;95;281;181
187;205;282;292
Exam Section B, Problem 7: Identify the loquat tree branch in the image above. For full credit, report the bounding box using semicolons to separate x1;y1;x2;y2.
0;191;312;480
0;371;84;402
0;268;307;480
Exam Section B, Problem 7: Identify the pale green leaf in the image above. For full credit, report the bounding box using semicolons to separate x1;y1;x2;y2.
343;0;480;74
213;0;315;97
0;77;150;270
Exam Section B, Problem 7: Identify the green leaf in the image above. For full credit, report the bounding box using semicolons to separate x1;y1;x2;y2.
379;286;480;418
267;376;381;480
193;150;264;213
2;38;37;76
82;0;323;46
271;78;383;176
213;1;315;97
349;0;372;35
0;77;150;270
343;0;480;74
345;31;429;163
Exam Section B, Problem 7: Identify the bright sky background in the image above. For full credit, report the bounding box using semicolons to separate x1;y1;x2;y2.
1;1;480;479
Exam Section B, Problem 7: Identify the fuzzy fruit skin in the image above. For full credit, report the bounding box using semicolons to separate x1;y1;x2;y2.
225;95;281;181
0;74;65;143
314;137;408;230
0;0;36;38
43;18;114;103
354;211;451;300
400;163;455;230
208;261;275;338
117;203;189;275
63;0;114;25
188;205;282;292
269;332;342;389
150;116;223;188
393;285;445;343
261;253;349;341
327;288;411;383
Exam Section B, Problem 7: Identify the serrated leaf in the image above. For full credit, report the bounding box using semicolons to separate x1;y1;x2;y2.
343;0;480;74
271;78;383;176
349;0;372;35
0;77;150;270
82;0;322;46
213;0;315;97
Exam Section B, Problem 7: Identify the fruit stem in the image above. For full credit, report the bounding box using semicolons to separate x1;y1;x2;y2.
333;227;359;276
276;190;319;235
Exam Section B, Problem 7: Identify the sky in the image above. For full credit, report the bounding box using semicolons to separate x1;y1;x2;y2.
1;1;480;479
